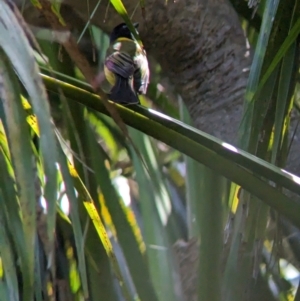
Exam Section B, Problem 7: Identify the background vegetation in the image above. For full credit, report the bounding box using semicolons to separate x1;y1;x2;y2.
0;0;300;300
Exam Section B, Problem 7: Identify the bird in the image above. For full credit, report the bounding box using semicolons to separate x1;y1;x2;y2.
92;22;150;105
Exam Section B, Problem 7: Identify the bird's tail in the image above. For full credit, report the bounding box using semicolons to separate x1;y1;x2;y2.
109;75;140;105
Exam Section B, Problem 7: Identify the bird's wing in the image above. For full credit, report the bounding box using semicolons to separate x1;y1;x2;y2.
133;49;150;94
105;51;135;79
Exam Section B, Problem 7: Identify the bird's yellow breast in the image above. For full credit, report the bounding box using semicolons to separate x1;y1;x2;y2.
104;65;116;86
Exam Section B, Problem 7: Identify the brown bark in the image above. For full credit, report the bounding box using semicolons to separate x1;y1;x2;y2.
72;0;250;144
20;0;250;146
19;0;300;176
18;0;300;178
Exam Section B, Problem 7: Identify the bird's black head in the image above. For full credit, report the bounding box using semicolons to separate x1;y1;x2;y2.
110;22;139;44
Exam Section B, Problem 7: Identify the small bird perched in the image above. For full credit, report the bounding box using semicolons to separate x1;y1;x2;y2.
92;23;149;105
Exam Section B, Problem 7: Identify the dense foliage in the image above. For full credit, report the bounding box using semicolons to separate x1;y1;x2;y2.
0;0;300;301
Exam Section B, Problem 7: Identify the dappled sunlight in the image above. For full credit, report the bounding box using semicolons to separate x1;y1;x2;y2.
157;83;165;93
222;142;239;153
148;245;168;251
60;192;70;216
143;135;172;226
56;179;76;216
279;259;300;286
1;0;299;299
176;161;186;177
281;169;300;185
113;176;131;206
154;186;172;227
148;108;173;121
40;195;47;214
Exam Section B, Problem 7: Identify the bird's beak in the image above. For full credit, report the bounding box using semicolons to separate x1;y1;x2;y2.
134;22;139;29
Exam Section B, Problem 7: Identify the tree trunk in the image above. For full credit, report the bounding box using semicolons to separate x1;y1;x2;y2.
74;0;251;144
20;0;250;146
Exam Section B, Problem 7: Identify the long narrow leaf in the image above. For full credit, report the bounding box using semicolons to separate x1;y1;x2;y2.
272;43;296;163
0;136;31;301
0;0;58;248
0;49;36;301
257;18;300;96
86;122;159;301
0;194;19;301
130;128;183;301
180;100;225;301
239;0;280;151
42;76;300;227
42;76;300;196
57;145;89;299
